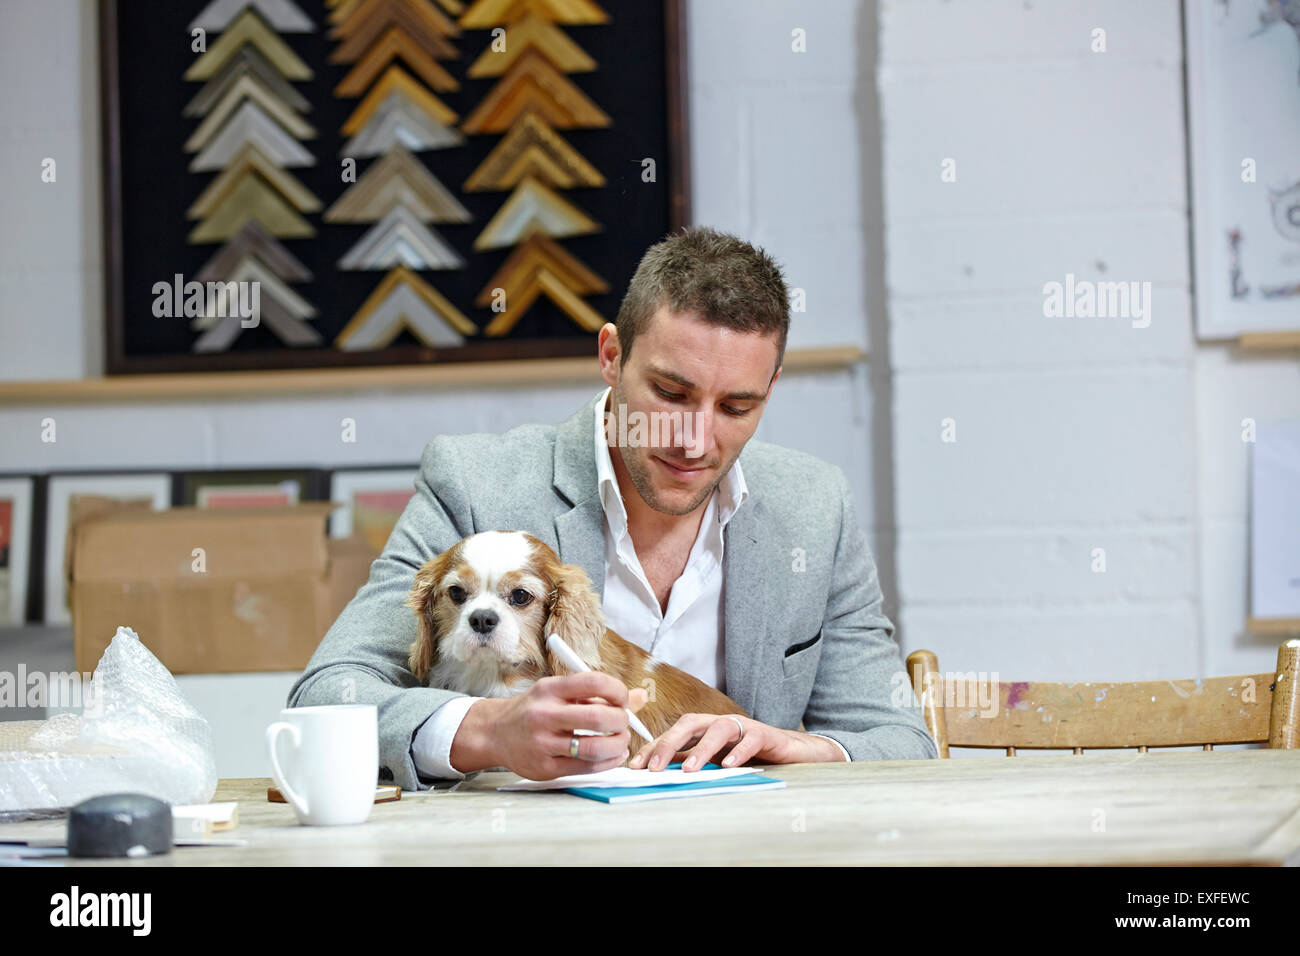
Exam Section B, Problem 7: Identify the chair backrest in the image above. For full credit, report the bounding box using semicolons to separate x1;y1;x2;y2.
905;640;1299;757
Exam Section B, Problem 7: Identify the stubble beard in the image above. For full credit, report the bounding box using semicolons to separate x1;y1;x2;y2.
610;379;738;517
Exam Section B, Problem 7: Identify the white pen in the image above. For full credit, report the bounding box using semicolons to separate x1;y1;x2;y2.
546;632;656;744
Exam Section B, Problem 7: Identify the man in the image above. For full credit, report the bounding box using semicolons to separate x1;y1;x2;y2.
288;226;936;789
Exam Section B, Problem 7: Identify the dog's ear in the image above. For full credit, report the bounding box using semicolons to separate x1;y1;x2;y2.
543;561;606;674
404;552;452;683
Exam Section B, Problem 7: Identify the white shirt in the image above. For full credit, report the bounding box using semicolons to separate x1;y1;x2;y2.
411;390;849;778
596;385;742;690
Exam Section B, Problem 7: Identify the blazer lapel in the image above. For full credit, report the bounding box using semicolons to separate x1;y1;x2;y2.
723;499;767;718
552;390;607;597
550;389;771;714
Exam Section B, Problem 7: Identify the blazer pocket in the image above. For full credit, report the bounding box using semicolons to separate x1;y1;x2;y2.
781;630;823;681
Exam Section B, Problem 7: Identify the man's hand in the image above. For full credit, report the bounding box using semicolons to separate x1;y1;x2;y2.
627;714;846;771
450;673;649;780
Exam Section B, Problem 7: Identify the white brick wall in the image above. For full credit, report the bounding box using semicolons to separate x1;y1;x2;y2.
0;0;881;565
880;0;1300;684
4;0;1293;701
0;0;102;380
0;0;886;774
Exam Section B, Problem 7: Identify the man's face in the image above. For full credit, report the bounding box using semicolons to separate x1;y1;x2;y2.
600;308;781;516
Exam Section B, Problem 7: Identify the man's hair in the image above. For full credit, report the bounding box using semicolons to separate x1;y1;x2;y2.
613;226;790;372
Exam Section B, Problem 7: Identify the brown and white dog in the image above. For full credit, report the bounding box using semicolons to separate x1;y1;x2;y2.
405;530;746;741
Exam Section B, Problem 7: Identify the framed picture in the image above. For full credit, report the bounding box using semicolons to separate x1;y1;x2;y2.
328;467;419;550
100;0;689;373
0;477;35;626
1186;0;1300;338
1250;420;1300;619
174;468;326;508
44;473;172;625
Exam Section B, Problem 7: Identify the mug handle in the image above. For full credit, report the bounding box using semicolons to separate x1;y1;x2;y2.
265;721;310;819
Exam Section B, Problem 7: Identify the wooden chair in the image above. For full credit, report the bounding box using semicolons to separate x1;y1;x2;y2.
905;640;1299;757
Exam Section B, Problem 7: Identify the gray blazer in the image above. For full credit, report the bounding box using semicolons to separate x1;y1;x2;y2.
288;391;936;790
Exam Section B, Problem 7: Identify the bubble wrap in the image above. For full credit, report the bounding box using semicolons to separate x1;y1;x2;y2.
0;626;217;812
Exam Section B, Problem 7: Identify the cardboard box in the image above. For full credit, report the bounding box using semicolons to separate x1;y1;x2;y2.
323;532;378;626
70;504;376;674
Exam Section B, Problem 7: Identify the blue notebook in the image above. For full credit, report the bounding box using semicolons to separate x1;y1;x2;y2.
565;762;786;804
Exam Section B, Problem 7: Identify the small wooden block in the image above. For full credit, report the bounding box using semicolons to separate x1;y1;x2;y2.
269;784;401;804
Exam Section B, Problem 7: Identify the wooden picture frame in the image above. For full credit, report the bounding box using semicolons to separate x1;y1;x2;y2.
100;0;690;374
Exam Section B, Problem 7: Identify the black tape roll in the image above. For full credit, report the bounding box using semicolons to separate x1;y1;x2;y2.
67;793;173;858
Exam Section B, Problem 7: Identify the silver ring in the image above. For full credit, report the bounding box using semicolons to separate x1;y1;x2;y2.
727;715;745;742
569;735;580;759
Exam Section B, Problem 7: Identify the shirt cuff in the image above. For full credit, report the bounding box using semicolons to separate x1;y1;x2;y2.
411;695;483;780
808;733;852;763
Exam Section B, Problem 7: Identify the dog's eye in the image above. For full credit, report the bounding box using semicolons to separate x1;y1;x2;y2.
447;585;466;604
509;589;533;607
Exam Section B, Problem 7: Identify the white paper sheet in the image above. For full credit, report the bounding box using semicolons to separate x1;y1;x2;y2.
498;766;766;791
1251;420;1300;619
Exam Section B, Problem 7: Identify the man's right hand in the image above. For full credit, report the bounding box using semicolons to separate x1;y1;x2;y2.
449;672;649;780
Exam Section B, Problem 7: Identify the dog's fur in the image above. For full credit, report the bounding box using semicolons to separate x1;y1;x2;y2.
405;530;746;740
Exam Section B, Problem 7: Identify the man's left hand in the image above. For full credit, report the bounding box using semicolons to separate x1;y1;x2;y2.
627;714;845;771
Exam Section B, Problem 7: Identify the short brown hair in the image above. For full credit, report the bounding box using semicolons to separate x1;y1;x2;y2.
614;226;790;372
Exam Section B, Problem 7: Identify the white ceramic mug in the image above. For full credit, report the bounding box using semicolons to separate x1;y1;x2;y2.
265;704;378;826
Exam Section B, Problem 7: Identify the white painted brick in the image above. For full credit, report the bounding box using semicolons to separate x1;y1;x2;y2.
753;221;868;349
0;390;591;473
205;388;601;470
0;136;94;275
880;0;1182;66
755;365;875;520
897;527;1197;605
1198;517;1288;678
885;212;1190;297
898;603;1201;682
0;0;83;136
687;83;750;235
880;61;1186;222
891;289;1192;371
750;85;862;229
0;270;94;381
688;0;859;86
892;369;1196;528
0;402;215;469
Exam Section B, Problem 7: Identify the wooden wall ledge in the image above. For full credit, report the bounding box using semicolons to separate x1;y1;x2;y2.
1237;331;1300;350
0;346;867;405
1247;618;1300;636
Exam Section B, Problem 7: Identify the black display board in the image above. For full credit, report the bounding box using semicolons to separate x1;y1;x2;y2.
101;0;689;373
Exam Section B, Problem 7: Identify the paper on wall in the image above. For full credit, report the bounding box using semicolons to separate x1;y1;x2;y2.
1251;420;1300;619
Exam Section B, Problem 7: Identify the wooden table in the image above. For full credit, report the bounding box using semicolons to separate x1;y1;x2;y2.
4;750;1299;865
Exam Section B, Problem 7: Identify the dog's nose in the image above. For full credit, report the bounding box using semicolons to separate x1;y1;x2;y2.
469;609;498;635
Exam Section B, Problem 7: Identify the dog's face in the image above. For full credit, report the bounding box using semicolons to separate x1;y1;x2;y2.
405;531;606;696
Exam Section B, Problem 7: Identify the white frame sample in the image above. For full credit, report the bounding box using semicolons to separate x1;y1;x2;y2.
44;473;171;625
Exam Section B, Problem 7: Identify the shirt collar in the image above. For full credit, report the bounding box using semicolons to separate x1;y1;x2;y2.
594;386;748;532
